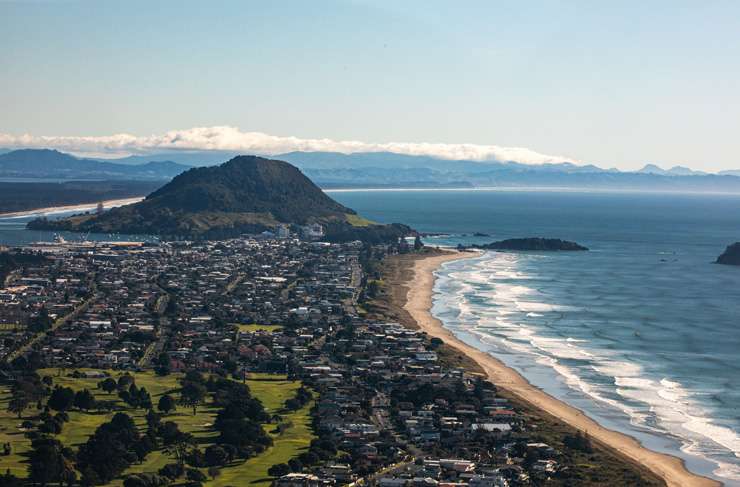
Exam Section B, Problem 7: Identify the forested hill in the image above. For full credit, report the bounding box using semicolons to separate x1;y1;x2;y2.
28;155;411;243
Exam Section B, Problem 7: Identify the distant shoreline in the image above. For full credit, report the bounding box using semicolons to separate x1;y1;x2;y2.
402;250;720;487
324;186;740;196
0;197;144;219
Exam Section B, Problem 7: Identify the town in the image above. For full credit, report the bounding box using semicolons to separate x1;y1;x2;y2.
0;236;651;487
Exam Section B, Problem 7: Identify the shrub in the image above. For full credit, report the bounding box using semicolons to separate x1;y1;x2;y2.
267;463;290;477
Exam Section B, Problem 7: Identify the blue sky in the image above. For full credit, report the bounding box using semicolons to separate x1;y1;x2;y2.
1;0;739;171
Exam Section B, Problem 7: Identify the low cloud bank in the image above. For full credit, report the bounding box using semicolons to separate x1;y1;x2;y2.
0;126;576;165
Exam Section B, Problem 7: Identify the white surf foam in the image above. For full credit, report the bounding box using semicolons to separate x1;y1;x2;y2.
433;251;740;484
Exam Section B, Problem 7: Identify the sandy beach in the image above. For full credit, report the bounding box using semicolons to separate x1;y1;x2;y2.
404;250;720;487
0;197;144;219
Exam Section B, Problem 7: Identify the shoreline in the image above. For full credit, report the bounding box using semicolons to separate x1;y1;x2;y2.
403;249;720;487
0;197;144;219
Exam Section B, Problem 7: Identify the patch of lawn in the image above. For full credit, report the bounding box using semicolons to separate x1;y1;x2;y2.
236;324;283;333
345;213;375;227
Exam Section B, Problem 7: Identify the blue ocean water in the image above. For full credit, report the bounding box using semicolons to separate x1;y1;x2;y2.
327;189;740;486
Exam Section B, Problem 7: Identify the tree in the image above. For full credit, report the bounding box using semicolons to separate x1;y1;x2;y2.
7;392;29;419
0;470;23;487
98;377;117;394
186;468;206;482
28;437;73;486
76;413;141;484
123;473;168;487
137;387;153;410
154;352;170;376
183;370;204;385
288;458;303;472
29;307;53;334
163;433;195;466
47;386;75;412
74;389;96;411
207;466;221;480
267;463;290;477
204;445;228;467
158;394;176;415
180;382;206;415
117;373;135;391
26;351;44;371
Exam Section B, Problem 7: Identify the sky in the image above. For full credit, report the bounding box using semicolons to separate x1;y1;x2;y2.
1;0;739;171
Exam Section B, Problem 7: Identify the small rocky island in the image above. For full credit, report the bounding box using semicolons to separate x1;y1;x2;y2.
716;242;740;266
465;237;588;251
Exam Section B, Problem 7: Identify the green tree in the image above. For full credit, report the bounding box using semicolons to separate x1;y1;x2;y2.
117;373;135;391
74;389;96;411
157;394;176;415
7;392;29;419
154;352;170;376
163;433;195;466
29;307;53;334
98;377;117;394
180;382;206;415
28;437;73;486
47;386;75;412
0;469;23;487
204;445;228;467
267;463;290;477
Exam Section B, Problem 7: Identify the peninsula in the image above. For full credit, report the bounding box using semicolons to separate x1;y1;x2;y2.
28;155;411;243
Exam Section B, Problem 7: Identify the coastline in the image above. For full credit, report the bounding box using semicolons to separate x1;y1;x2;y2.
0;197;144;219
403;249;720;487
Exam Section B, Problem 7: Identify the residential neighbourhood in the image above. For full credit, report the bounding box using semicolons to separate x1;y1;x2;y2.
0;237;619;486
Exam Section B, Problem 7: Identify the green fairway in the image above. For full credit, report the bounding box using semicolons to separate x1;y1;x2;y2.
0;369;183;478
208;375;314;487
0;369;314;485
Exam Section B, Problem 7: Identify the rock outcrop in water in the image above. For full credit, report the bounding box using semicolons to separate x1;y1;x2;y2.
716;243;740;266
469;237;588;251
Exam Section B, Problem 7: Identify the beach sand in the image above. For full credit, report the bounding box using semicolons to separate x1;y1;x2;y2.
404;249;719;487
0;197;144;218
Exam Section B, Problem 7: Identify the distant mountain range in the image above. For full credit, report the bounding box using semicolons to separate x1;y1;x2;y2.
29;155;411;242
4;148;740;192
274;152;740;192
0;149;189;180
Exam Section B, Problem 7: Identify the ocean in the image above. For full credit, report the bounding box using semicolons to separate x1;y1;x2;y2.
2;188;740;484
327;189;740;486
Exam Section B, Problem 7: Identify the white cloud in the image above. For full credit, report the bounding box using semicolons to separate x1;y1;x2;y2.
0;126;577;165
